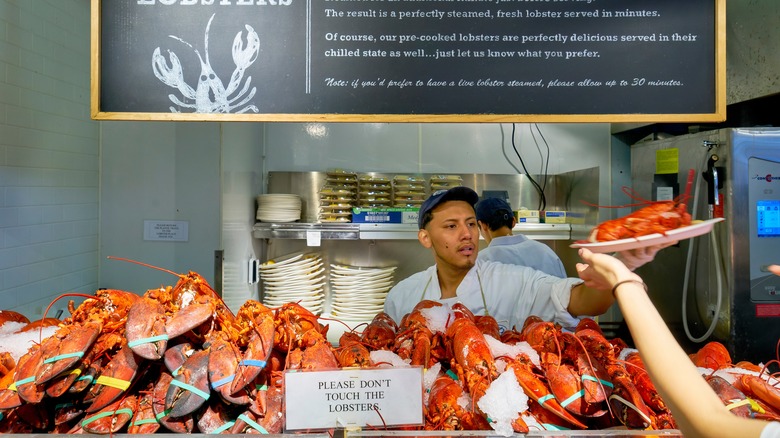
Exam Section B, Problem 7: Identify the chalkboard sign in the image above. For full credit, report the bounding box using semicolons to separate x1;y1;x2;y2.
91;0;725;123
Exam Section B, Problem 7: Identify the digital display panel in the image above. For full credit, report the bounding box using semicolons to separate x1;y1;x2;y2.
757;200;780;237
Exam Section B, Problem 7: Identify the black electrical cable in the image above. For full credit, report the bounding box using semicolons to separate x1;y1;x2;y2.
511;123;547;211
531;123;552;200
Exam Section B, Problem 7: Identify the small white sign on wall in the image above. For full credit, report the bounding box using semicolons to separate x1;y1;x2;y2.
144;220;189;242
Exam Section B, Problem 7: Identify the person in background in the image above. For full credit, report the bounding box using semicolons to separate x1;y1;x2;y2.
475;197;672;277
475;197;566;277
383;186;616;332
576;248;780;438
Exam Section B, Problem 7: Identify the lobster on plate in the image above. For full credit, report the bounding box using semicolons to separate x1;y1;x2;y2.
589;200;693;242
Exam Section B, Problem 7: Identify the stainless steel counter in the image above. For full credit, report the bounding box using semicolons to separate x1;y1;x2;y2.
5;431;684;437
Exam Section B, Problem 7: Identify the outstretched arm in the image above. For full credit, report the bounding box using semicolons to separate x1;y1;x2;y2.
613;241;677;271
576;248;770;438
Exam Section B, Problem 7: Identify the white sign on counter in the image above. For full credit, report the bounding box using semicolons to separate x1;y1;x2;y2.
284;367;423;431
143;220;189;242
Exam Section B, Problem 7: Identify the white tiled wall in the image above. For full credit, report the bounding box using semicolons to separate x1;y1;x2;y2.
0;0;97;319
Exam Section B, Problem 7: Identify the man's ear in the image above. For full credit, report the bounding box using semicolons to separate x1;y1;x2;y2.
418;229;432;249
477;221;487;236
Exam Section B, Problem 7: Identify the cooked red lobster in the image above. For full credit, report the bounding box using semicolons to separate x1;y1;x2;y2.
589;201;692;242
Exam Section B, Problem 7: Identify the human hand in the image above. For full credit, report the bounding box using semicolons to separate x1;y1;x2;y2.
614;241;678;271
576;248;641;292
769;265;780;276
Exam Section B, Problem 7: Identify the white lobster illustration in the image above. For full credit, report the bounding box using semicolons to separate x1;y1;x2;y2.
152;13;260;114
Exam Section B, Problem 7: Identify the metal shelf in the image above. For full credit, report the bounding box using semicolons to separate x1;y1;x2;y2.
253;222;573;241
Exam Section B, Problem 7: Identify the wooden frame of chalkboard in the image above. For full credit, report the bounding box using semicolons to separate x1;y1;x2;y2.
91;0;725;123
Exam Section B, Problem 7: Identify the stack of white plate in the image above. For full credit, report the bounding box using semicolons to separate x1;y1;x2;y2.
256;194;301;222
260;253;325;314
329;264;396;321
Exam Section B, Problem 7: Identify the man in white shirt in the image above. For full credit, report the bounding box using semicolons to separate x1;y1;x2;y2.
475;197;566;277
383;186;615;333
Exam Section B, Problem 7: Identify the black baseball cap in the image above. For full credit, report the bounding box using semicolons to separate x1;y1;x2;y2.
417;186;479;229
475;197;513;223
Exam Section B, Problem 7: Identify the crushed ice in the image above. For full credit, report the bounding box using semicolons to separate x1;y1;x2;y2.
477;369;529;437
0;323;59;362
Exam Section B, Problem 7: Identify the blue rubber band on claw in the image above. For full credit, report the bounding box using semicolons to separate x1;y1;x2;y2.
132;417;159;426
81;408;134;427
170;379;210;400
581;374;614;388
239;359;267;368
43;351;84;364
237;413;269;434
210;420;236;434
560;389;584;408
211;374;235;389
155;408;172;420
128;334;169;348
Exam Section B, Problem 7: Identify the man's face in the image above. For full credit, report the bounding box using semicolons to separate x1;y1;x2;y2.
418;200;479;271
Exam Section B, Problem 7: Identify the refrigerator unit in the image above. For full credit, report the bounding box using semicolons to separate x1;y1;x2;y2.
630;128;780;364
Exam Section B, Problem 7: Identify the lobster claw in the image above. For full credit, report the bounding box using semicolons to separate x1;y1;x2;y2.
85;342;141;413
126;296;168;360
206;333;250;405
232;24;260;69
508;359;588;429
165;299;216;340
197;398;234;434
608;371;654;429
166;349;211;418
163;342;194;377
81;396;136;434
13;344;45;404
152;48;186;88
36;320;101;384
230;301;275;394
128;389;160;434
153;372;194;433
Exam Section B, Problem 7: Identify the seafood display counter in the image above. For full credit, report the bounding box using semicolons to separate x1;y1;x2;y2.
350;431;684;437
6;432;683;438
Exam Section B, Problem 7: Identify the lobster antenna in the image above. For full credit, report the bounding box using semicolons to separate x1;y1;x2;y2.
106;256;181;279
40;292;96;343
204;13;216;67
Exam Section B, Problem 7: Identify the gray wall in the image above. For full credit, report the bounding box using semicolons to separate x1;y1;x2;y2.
0;1;98;318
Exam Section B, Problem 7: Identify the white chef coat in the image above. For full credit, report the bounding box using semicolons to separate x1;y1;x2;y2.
383;259;584;333
478;234;567;278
